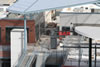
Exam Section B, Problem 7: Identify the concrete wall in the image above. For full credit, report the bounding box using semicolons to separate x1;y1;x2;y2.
59;13;100;27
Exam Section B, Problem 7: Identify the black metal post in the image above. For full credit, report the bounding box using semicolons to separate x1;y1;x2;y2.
95;43;97;67
78;45;81;67
89;38;92;67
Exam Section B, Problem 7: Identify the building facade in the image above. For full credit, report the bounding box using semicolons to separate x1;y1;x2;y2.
0;19;36;45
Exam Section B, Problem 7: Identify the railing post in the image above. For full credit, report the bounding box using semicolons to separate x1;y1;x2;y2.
95;43;97;67
89;38;92;67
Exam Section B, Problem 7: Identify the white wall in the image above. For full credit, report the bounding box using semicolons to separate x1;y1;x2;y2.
59;13;100;27
45;11;52;23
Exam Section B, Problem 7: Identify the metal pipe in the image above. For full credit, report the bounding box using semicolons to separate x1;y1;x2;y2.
39;18;40;40
95;43;97;67
61;46;100;48
89;38;92;67
24;15;27;52
63;43;100;45
78;35;81;67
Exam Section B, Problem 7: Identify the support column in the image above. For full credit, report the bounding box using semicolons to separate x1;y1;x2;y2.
24;15;27;52
89;38;92;67
39;20;40;40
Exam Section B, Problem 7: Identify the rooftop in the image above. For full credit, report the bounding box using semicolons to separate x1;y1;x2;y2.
0;0;16;5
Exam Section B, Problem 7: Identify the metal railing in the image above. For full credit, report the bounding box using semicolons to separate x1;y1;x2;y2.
25;55;37;67
15;50;27;67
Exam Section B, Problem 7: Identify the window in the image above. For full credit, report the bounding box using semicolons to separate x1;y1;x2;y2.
91;9;95;13
6;28;12;43
85;7;88;10
62;26;70;32
3;4;10;6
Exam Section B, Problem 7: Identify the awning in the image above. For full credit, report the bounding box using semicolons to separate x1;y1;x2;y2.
75;26;100;40
8;0;99;14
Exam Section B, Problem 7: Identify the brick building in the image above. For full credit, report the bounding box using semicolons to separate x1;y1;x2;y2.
0;19;36;45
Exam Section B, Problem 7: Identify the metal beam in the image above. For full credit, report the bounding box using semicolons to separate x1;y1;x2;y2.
61;46;100;48
63;43;100;45
24;15;27;52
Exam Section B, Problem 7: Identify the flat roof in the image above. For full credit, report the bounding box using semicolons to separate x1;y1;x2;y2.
75;26;100;40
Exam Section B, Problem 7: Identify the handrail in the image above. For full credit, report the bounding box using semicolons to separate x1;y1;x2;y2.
12;50;25;67
25;55;37;67
15;50;27;67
